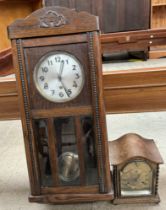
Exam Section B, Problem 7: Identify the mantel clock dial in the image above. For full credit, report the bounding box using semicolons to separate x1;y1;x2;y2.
34;52;84;103
121;161;153;196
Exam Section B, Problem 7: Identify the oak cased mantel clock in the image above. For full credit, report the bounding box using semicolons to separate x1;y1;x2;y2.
8;7;113;204
109;133;163;204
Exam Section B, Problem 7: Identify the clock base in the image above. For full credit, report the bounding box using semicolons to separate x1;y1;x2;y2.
112;194;160;205
29;192;114;204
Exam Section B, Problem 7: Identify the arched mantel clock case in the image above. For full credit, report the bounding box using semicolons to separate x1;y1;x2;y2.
8;7;113;204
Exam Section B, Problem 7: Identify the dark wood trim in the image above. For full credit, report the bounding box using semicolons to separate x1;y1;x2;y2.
29;192;114;204
100;28;166;54
112;194;160;204
41;185;99;194
8;7;99;39
12;39;41;195
31;106;92;119
75;116;86;186
47;118;59;186
88;32;111;193
22;34;87;48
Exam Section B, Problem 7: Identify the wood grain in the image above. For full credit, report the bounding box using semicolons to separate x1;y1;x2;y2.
29;192;114;204
0;48;13;76
8;7;99;39
101;28;166;54
3;66;166;120
109;133;164;165
47;118;59;186
44;0;150;33
8;7;113;203
151;0;166;57
108;134;163;204
151;4;166;28
0;1;33;51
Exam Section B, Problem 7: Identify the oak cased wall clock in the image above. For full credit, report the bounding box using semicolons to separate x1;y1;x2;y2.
8;7;113;204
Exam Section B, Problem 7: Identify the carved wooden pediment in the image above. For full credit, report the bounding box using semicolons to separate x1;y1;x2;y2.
39;10;67;28
8;6;99;39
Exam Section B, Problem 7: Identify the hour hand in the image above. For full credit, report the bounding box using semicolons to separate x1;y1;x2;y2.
59;60;65;78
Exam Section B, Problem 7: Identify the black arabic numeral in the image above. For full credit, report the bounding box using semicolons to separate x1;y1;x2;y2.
73;81;78;88
55;56;61;63
59;92;64;97
75;73;80;79
67;89;72;96
48;60;53;66
39;76;45;81
42;67;49;73
44;83;48;89
51;90;55;95
72;65;77;70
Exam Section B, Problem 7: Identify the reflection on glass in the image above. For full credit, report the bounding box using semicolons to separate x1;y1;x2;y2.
120;161;153;196
54;117;80;186
58;152;80;182
81;116;98;185
35;119;53;187
35;115;99;188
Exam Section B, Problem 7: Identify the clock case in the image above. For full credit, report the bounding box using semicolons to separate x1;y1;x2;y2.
109;133;163;204
8;7;113;204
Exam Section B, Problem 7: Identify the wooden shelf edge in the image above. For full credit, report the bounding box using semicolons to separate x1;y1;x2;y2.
152;3;166;6
1;66;166;119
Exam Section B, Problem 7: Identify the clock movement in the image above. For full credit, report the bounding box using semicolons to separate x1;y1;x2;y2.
109;133;163;204
8;7;113;204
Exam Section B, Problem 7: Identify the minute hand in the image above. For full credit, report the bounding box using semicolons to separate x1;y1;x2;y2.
59;79;70;98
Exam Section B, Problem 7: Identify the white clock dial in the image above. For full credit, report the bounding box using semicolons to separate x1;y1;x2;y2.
33;52;85;103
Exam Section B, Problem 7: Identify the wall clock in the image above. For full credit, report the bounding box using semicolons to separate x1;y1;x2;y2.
33;51;85;103
8;6;113;204
109;133;163;204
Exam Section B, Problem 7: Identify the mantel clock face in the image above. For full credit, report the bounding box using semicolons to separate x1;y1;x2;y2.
120;160;153;196
34;52;84;103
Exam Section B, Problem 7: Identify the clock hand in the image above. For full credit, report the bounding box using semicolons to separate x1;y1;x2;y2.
59;79;70;98
55;63;70;98
59;60;65;78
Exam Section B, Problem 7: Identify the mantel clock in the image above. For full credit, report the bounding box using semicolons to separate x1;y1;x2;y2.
8;7;113;204
109;133;163;204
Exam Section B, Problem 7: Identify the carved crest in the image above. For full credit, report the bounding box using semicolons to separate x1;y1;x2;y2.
40;10;67;28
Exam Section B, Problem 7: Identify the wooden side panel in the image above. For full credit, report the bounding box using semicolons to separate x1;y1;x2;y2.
151;4;166;28
151;1;166;57
89;32;112;192
11;39;41;195
103;0;150;33
43;0;150;33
